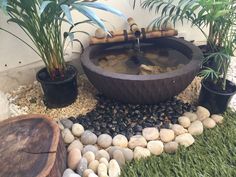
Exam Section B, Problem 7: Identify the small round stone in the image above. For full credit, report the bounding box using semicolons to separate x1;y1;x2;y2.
202;118;216;128
99;157;109;167
175;133;195;147
88;160;99;173
81;130;97;145
67;140;83;152
121;148;133;162
88;173;99;177
183;112;198;122
147;140;164;156
97;134;112;149
113;150;126;167
178;116;191;128
164;141;179;153
142;127;159;141
196;106;210;121
112;134;128;148
159;129;175;143
133;147;151;160
98;163;108;177
62;128;75;144
61;119;73;129
76;157;88;176
108;159;121;177
72;123;84;137
83;169;94;177
82;145;98;155
171;124;188;136
83;151;95;164
188;120;203;136
128;135;147;149
62;168;75;177
58;120;65;130
107;146;123;158
95;150;110;161
211;114;224;124
68;148;82;170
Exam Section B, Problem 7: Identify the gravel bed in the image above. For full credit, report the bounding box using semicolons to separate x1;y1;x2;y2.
69;94;196;138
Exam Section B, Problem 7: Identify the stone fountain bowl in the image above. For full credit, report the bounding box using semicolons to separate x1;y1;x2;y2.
81;37;203;104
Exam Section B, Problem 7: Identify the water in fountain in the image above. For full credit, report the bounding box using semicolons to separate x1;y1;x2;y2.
94;41;189;75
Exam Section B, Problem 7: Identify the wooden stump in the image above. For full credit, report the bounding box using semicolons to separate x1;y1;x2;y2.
0;114;67;177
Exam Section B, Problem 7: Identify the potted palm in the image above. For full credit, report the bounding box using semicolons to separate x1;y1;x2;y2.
0;0;124;108
134;0;236;113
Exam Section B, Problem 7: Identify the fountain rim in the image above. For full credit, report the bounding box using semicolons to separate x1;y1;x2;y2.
81;37;203;81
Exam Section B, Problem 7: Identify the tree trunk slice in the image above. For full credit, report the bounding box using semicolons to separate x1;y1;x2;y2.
0;114;67;177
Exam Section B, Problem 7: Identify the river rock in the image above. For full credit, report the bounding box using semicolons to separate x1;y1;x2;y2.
134;147;151;160
142;127;159;141
147;140;164;155
97;134;112;149
183;112;198;122
171;124;188;136
76;157;88;176
98;163;108;177
178;116;191;128
108;159;121;177
202;118;216;128
188;120;203;136
196;106;210;121
122;148;133;161
107;146;123;158
62;128;75;144
175;133;195;147
88;160;99;173
89;173;99;177
211;114;224;124
113;150;126;167
95;150;110;161
81;130;97;145
128;135;147;149
112;134;128;148
68;148;82;170
83;151;95;164
83;169;94;177
99;158;109;167
82;145;99;155
72;123;84;137
164;141;179;153
68;140;83;152
159;129;175;143
61;119;73;129
62;168;75;177
57;120;65;130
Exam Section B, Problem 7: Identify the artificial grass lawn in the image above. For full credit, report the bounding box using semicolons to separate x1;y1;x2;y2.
121;111;236;177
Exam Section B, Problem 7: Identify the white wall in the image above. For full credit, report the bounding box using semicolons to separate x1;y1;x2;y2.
0;0;207;91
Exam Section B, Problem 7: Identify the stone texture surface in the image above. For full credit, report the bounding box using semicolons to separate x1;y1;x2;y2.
108;159;121;177
68;148;82;170
133;147;151;160
76;157;88;176
113;150;126;167
95;150;110;161
211;114;224;124
164;142;179;153
62;128;75;144
97;134;112;149
178;116;191;128
128;135;147;149
81;131;97;145
83;151;95;164
72;123;84;137
202;118;216;129
147;140;164;155
142;127;159;141
82;145;98;155
112;135;128;148
188;120;203;136
88;160;99;173
196;106;210;121
183;112;198;122
171;124;188;136
68;140;83;152
175;133;195;147
159;129;175;143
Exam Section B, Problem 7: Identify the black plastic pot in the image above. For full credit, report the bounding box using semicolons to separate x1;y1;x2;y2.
198;80;236;114
36;65;78;108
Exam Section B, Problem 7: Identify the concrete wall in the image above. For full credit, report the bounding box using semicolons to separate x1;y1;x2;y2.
0;0;207;92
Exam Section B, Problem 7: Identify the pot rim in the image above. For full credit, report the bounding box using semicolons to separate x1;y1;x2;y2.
201;79;236;96
36;64;78;85
81;37;202;81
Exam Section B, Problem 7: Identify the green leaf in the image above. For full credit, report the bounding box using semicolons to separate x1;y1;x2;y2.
78;2;126;19
40;1;53;15
60;4;73;25
72;4;108;33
